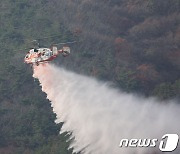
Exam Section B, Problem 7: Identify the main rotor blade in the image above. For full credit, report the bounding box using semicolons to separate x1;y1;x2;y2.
1;34;63;42
53;41;77;45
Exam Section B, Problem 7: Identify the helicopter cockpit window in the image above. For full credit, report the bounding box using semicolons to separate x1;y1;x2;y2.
34;49;38;52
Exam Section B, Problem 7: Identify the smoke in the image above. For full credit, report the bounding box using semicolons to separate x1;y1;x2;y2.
33;64;180;154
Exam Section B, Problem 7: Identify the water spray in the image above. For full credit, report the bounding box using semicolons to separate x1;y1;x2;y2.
33;64;180;154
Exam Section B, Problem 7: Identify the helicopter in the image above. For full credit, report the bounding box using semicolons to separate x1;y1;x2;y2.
24;39;76;66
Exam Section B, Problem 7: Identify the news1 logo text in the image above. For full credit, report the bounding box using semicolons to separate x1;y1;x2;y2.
119;134;179;152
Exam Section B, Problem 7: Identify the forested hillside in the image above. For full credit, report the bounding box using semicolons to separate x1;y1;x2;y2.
0;0;179;153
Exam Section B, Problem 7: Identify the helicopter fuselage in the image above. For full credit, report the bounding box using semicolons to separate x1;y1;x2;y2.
24;46;70;65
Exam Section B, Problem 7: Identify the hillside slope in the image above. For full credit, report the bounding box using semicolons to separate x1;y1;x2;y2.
0;0;179;153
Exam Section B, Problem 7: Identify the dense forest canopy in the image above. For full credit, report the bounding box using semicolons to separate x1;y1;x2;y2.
0;0;179;153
